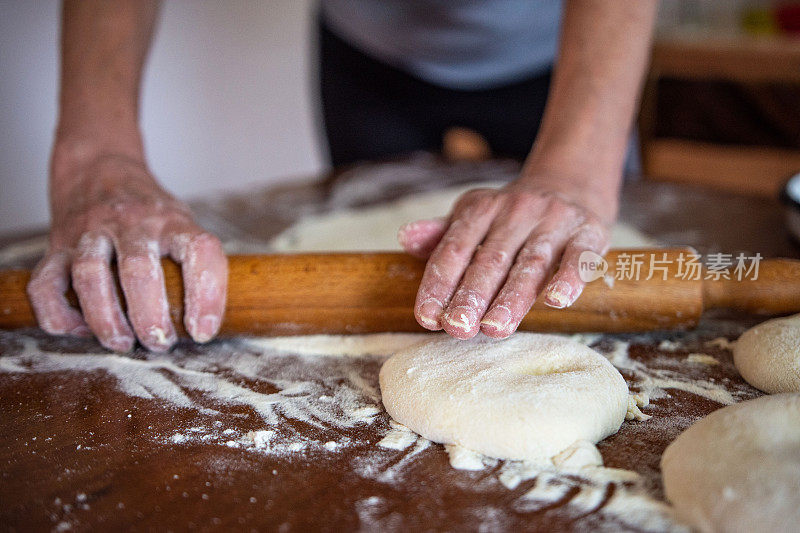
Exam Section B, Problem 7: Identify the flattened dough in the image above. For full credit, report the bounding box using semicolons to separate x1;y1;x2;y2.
379;333;629;461
733;314;800;393
270;182;656;252
661;394;800;533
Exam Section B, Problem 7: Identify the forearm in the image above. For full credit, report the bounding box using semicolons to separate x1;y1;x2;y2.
31;1;227;352
522;0;658;219
54;0;160;187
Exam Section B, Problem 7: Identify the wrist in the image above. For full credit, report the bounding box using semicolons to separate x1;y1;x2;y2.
53;93;145;170
525;129;627;178
51;126;146;177
520;130;627;222
50;132;152;203
515;160;621;224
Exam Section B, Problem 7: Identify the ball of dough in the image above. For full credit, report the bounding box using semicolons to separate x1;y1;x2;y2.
661;394;800;533
378;333;629;461
733;314;800;393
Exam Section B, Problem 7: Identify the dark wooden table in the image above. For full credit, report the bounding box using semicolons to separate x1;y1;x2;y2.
1;156;796;531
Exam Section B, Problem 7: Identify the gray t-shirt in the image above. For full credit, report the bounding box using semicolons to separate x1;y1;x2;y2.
321;0;563;90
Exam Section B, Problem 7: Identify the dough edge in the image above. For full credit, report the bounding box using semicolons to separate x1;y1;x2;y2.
661;394;800;533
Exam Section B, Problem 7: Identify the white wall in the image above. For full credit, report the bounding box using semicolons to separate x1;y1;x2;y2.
0;1;326;234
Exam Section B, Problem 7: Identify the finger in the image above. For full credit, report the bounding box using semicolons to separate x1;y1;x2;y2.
414;190;500;330
70;233;136;352
480;213;580;338
440;195;544;339
116;235;176;352
169;230;228;344
27;252;90;337
397;218;447;259
543;224;609;309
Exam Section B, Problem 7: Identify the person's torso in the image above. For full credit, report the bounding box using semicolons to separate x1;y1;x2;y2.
321;0;563;90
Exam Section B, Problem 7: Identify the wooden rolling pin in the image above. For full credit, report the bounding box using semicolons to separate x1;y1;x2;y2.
0;248;799;336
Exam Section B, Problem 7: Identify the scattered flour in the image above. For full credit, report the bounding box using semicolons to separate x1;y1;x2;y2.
245;333;429;358
1;336;384;459
377;422;418;451
704;337;736;351
355;437;433;485
658;339;684;352
565;332;604;347
445;444;496;471
0;330;737;531
355;495;404;531
247;430;274;449
500;459;685;531
599;340;741;405
686;353;720;366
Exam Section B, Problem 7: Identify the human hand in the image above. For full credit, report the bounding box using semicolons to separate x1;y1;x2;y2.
398;177;615;339
28;151;228;352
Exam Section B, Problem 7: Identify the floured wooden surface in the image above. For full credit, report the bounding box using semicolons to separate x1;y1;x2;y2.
0;156;795;531
0;317;762;531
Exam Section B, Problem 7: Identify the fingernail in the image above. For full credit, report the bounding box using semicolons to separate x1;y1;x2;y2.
481;306;513;333
398;223;426;255
397;223;413;246
418;299;444;329
443;306;477;332
146;326;176;352
193;314;220;344
107;335;134;353
545;281;575;309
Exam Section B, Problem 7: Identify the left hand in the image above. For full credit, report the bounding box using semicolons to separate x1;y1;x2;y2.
398;177;615;339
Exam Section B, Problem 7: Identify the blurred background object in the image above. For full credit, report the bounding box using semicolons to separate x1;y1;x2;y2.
0;1;324;234
1;1;799;234
640;0;800;197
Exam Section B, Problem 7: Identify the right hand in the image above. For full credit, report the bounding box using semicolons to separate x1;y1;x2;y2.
28;150;228;352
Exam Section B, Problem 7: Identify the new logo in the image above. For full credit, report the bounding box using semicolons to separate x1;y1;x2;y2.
578;251;608;283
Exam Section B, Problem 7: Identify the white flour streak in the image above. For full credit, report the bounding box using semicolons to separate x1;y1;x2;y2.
1;336;382;433
0;356;30;373
509;465;686;532
445;444;496;471
377;422;417;451
658;339;683;352
686;353;720;365
354;436;432;484
640;374;736;405
598;340;741;405
376;438;431;483
245;333;430;358
705;337;736;350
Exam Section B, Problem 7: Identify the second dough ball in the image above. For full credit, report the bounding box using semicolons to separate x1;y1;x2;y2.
733;313;800;393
